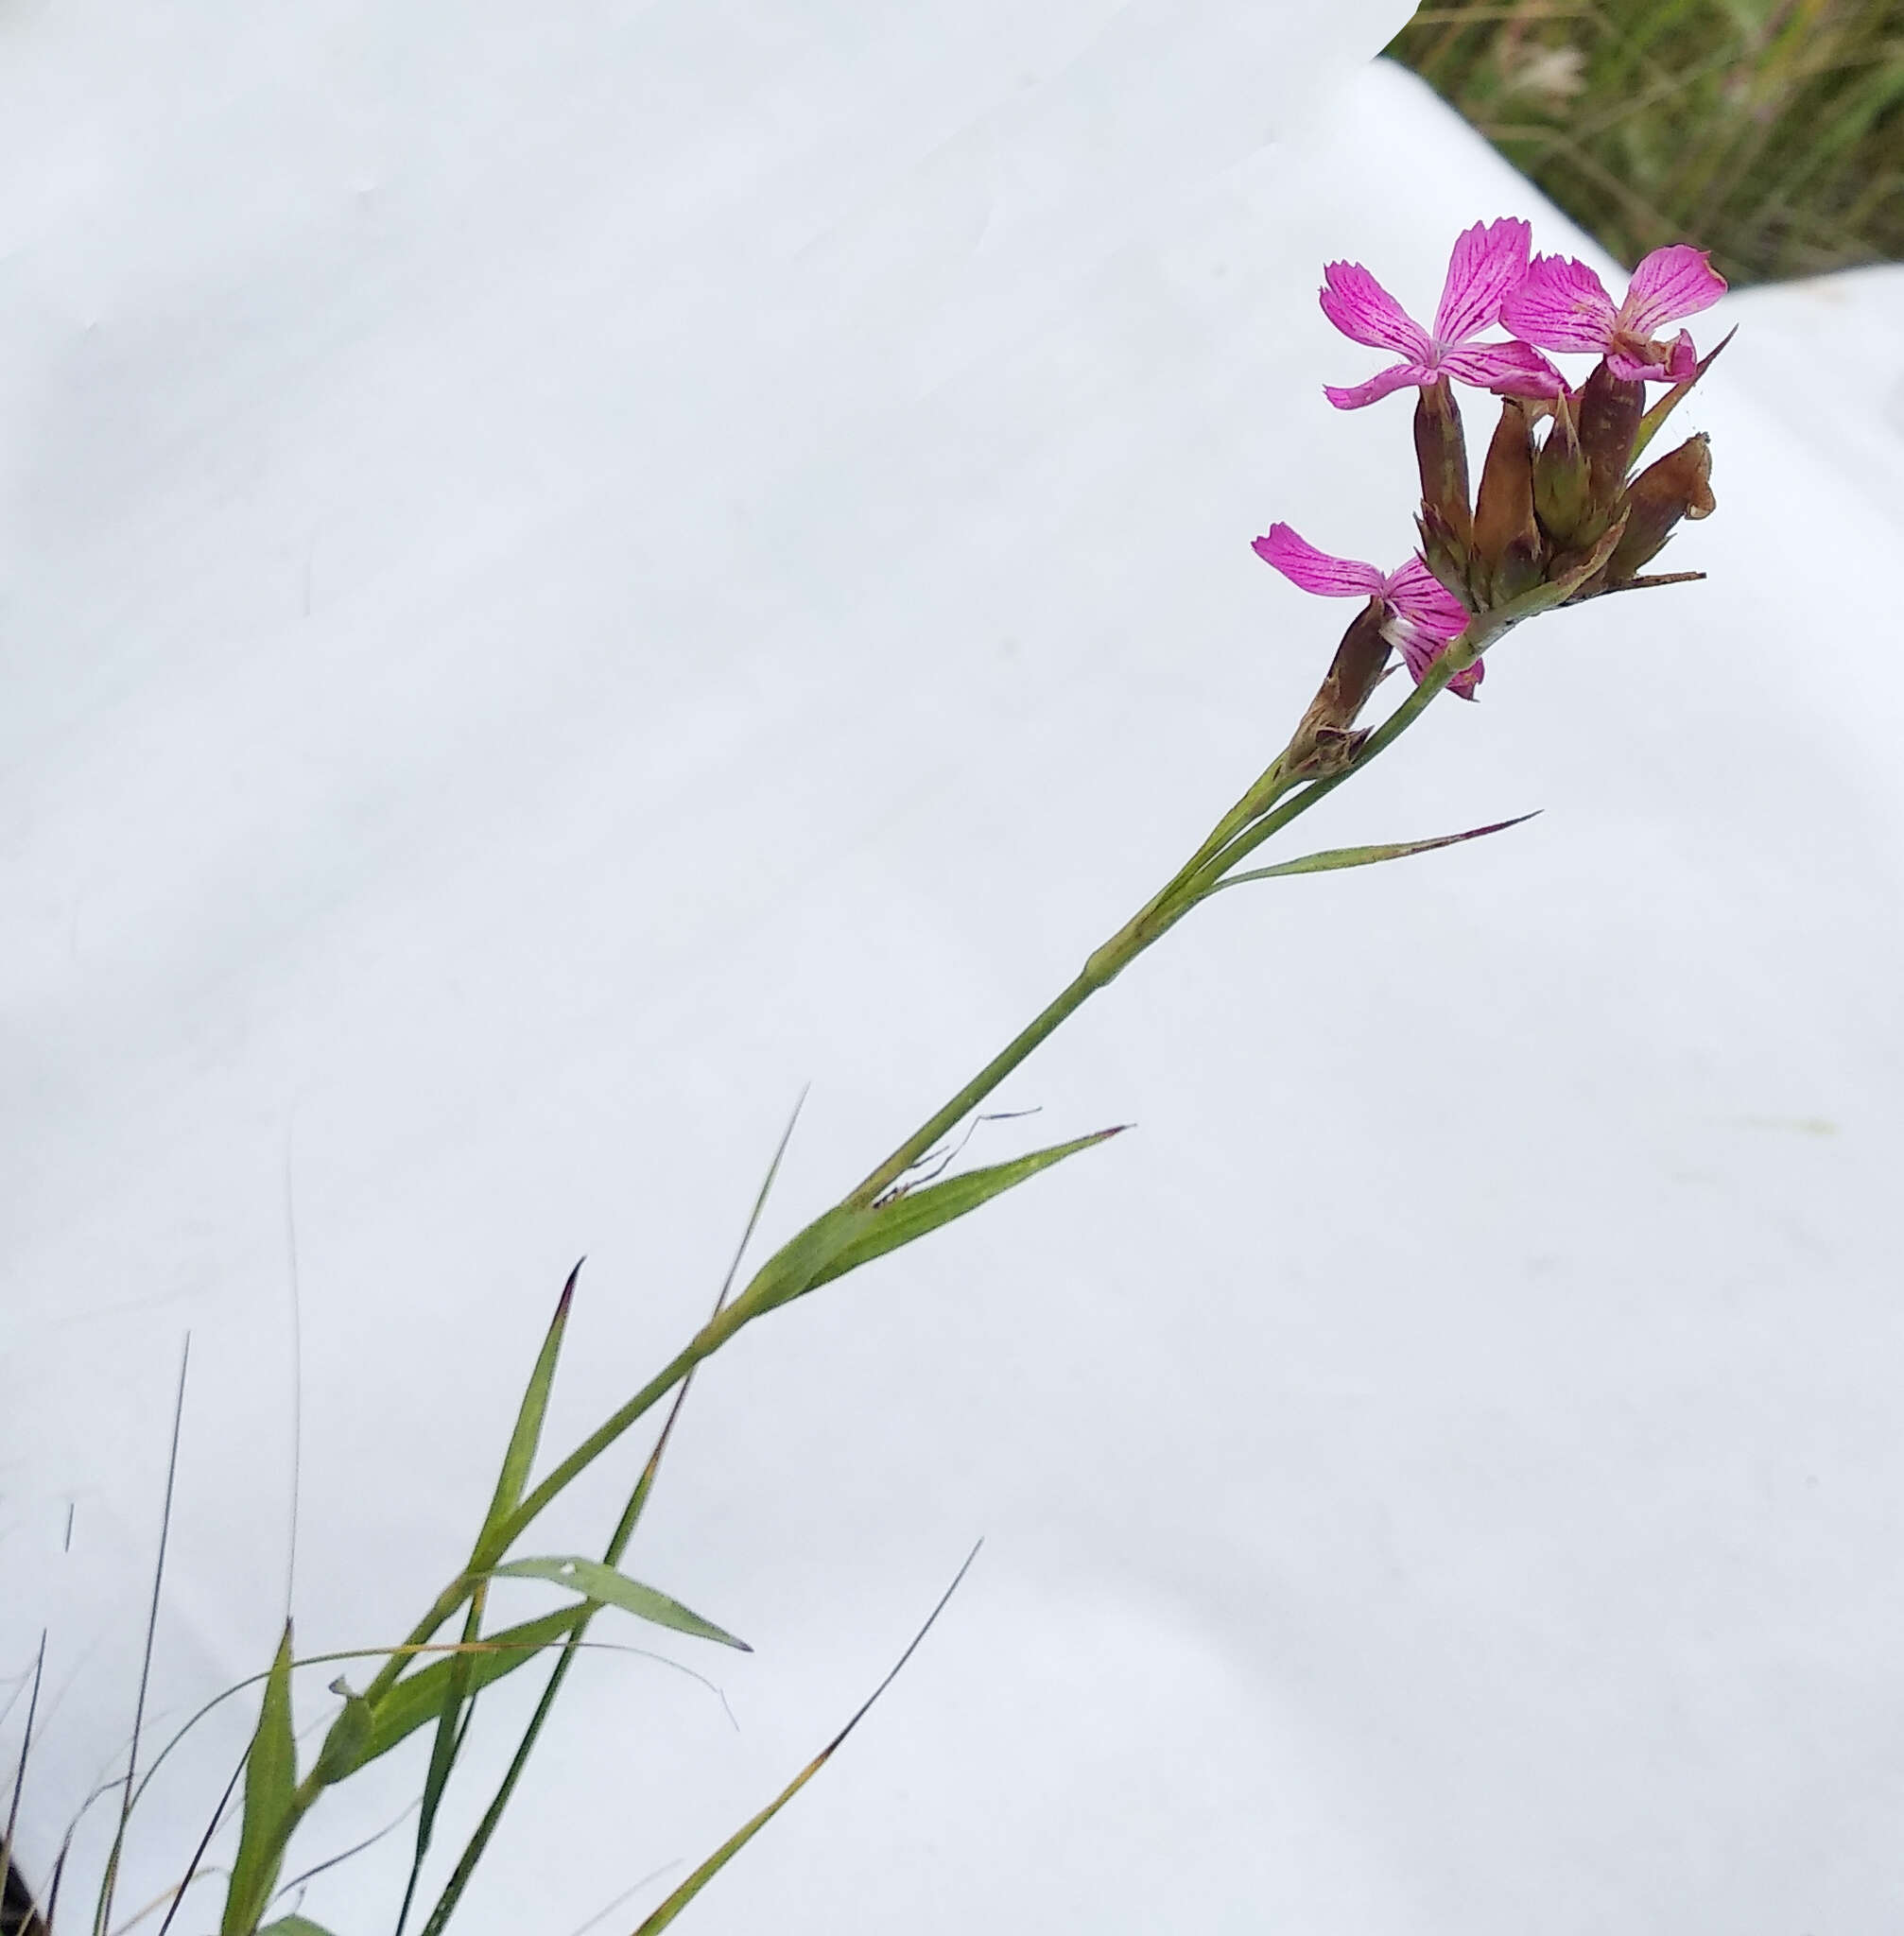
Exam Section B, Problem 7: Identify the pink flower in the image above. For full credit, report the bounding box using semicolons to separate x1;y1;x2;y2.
1253;523;1482;700
1498;244;1727;383
1321;217;1563;410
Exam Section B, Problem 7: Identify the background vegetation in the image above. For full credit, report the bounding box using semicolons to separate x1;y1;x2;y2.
1388;0;1904;284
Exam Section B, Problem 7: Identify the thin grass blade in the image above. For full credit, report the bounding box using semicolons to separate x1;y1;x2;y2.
487;1559;749;1651
219;1624;298;1936
417;1097;808;1936
2;1634;45;1936
398;1266;582;1933
628;1545;981;1936
473;1263;581;1569
357;1608;587;1769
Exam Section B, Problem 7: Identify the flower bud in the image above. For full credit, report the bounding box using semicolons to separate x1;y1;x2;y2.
1413;380;1472;545
1576;360;1646;511
1415;505;1469;606
1472;401;1544;608
1304;596;1389;734
1605;434;1714;583
1532;389;1598;546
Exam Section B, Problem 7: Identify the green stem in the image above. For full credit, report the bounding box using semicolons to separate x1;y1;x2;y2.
486;1307;746;1561
841;748;1300;1210
385;631;1479;1637
1186;653;1458;897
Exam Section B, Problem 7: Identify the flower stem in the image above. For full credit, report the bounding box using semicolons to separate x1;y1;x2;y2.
397;637;1472;1604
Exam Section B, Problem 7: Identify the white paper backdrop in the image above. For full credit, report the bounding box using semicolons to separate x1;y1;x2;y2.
6;4;1903;1930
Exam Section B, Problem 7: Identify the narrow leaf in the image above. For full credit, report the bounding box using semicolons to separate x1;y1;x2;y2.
418;1097;809;1936
403;1266;581;1934
1207;814;1539;893
360;1608;587;1768
743;1128;1126;1317
487;1558;749;1651
807;1128;1125;1294
220;1623;298;1936
473;1263;580;1567
258;1920;336;1936
629;1545;980;1935
402;1589;485;1934
1631;326;1735;466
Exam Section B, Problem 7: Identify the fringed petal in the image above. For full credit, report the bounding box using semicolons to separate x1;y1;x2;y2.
1323;360;1432;410
1498;254;1618;353
1618;246;1726;337
1438;338;1565;398
1433;217;1534;346
1251;524;1386;598
1319;262;1431;356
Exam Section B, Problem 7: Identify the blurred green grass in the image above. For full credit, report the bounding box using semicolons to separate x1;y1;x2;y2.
1387;0;1904;285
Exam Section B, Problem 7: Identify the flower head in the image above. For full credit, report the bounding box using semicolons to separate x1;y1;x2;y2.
1498;244;1727;383
1253;523;1481;699
1321;218;1563;410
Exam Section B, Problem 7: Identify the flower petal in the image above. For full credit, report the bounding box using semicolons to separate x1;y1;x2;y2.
1382;556;1470;639
1432;216;1533;346
1438;338;1565;398
1390;627;1440;685
1322;360;1432;409
1497;254;1618;352
1319;262;1431;357
1252;524;1385;598
1605;343;1680;383
1388;622;1484;700
1617;245;1726;337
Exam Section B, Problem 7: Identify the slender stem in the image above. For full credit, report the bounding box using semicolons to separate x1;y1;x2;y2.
384;635;1479;1654
1186;655;1457;897
842;749;1298;1210
486;1307;745;1563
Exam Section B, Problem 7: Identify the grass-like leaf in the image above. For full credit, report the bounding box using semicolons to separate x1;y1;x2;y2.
399;1265;582;1935
257;1919;337;1936
629;1545;980;1935
357;1608;588;1769
220;1623;298;1936
418;1098;807;1936
473;1262;580;1569
1630;326;1735;465
742;1128;1126;1318
487;1559;750;1651
1206;813;1539;893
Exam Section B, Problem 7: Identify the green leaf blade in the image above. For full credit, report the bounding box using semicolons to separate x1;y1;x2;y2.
743;1127;1126;1316
1209;814;1539;894
629;1543;978;1934
487;1558;750;1651
360;1607;586;1769
220;1623;299;1936
474;1263;580;1568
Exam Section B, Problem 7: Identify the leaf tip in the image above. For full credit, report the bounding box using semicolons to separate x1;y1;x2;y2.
558;1257;585;1314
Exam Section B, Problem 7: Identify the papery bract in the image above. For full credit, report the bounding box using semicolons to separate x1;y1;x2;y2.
1499;244;1727;383
1253;523;1482;699
1321;218;1563;410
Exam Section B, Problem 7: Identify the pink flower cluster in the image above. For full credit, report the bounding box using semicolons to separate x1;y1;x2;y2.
1256;219;1726;700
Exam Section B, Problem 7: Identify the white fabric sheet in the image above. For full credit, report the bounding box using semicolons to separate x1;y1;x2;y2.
5;6;1902;1930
